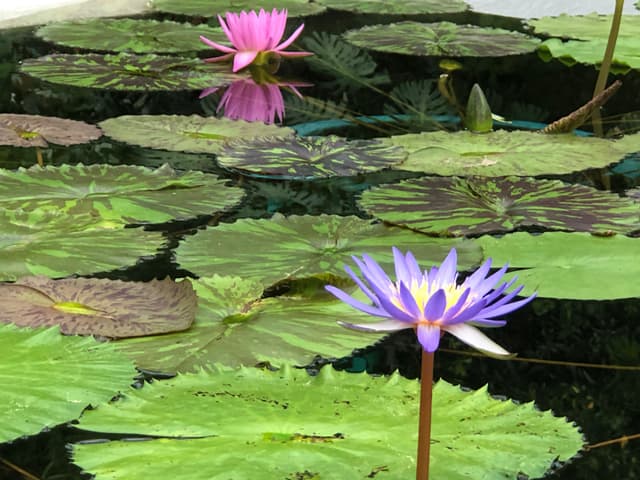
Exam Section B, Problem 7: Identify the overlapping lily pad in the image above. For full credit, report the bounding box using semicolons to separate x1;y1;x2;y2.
0;114;102;148
151;0;326;17
0;277;196;338
175;214;482;286
217;135;407;179
317;0;468;14
72;366;583;479
360;176;640;236
99;115;293;154
344;22;541;57
478;232;640;299
0;324;136;443
384;130;640;176
35;19;227;54
0;210;166;281
0;164;244;224
20;53;244;91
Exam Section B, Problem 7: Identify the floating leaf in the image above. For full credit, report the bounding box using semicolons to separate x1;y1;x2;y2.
0;164;244;224
35;19;227;54
359;176;640;236
466;1;640;18
175;214;482;286
384;130;640;176
151;0;326;17
478;232;640;300
0;324;136;443
318;0;467;14
344;22;541;57
72;366;584;480
0;277;196;338
20;53;245;91
217;135;407;179
0;114;101;148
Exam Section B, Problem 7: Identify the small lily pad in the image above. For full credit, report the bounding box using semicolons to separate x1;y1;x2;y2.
0;114;101;148
317;0;468;14
344;22;541;57
99;115;294;154
217;135;408;179
151;0;326;17
359;176;640;236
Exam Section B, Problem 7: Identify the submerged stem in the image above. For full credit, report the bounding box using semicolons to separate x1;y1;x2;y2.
416;350;434;480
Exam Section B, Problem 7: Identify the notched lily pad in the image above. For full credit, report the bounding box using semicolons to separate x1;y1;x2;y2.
0;276;196;338
0;114;101;148
151;0;326;17
344;21;541;57
318;0;467;14
217;135;408;179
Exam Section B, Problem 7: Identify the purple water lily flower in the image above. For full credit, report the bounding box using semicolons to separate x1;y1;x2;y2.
326;247;536;356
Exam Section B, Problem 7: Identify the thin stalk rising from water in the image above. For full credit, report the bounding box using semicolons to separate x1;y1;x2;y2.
416;350;434;480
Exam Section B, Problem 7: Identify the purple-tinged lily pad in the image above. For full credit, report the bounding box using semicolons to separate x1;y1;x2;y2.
318;0;467;14
151;0;326;18
0;114;102;148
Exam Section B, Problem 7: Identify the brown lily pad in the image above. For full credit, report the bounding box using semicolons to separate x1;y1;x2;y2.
0;276;197;338
0;114;102;148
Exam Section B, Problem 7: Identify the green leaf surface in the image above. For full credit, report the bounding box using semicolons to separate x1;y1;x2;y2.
318;0;467;14
0;164;244;224
175;214;483;286
72;366;584;480
478;232;640;299
20;53;245;91
359;176;640;236
0;324;136;443
99;115;293;154
344;22;540;57
0;114;102;148
384;130;640;176
151;0;326;17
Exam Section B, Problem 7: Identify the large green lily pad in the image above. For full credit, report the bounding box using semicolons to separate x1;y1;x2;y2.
217;135;407;179
317;0;467;14
151;0;326;17
99;115;293;154
36;19;227;54
20;53;245;91
0;114;102;148
344;22;541;57
175;214;482;286
72;366;584;480
359;176;640;236
0;276;196;338
0;164;244;224
0;209;166;281
384;130;640;176
0;324;136;444
478;232;640;300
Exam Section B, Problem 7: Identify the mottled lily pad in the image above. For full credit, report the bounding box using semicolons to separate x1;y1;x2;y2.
72;366;584;480
317;0;467;14
0;276;196;338
360;176;640;236
0;164;244;224
466;1;640;18
20;53;245;91
36;19;227;54
151;0;326;17
175;214;482;286
217;135;408;179
99;115;293;154
384;130;640;176
0;324;136;443
478;232;640;300
344;22;541;57
0;209;166;281
0;114;101;148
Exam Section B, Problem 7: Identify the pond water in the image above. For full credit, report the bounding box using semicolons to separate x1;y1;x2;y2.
1;3;640;480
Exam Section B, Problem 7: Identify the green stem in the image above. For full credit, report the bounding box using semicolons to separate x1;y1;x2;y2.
416;350;434;480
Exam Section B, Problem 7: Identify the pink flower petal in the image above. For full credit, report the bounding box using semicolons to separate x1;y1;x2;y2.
199;35;236;53
274;22;305;52
232;51;259;72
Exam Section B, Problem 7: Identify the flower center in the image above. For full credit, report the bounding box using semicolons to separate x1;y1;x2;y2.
391;279;466;321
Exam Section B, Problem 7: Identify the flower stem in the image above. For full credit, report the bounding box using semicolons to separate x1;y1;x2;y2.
416;350;434;480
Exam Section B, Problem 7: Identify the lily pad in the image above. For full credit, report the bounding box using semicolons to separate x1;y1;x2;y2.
151;0;327;17
0;209;166;281
0;114;102;148
72;366;584;480
0;324;136;444
359;176;640;236
344;22;541;57
217;135;408;179
384;130;640;176
478;232;640;300
317;0;468;14
35;19;227;54
99;115;293;154
0;164;244;224
175;214;482;286
0;276;196;338
466;0;640;18
20;53;245;91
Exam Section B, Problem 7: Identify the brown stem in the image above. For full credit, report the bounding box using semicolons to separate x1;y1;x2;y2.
416;350;434;480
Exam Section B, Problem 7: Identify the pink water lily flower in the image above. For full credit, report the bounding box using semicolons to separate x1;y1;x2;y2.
200;8;313;73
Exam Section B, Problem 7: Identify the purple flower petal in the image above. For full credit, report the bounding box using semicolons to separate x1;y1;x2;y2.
398;281;422;319
442;288;470;322
325;286;389;318
480;293;537;318
393;247;411;285
343;265;380;307
416;324;441;352
435;248;458;285
424;289;447;320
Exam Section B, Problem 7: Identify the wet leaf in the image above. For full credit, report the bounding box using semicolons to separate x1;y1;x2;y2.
318;0;467;14
151;0;326;17
0;114;101;148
